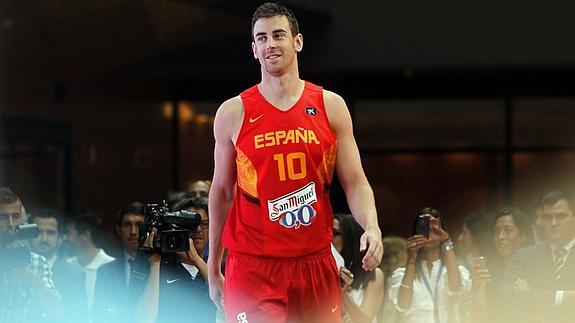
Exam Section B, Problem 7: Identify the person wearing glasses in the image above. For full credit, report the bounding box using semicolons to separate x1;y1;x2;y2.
135;196;216;323
504;190;575;322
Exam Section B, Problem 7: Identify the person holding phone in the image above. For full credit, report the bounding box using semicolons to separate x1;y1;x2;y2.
469;207;534;323
389;207;471;323
333;213;384;323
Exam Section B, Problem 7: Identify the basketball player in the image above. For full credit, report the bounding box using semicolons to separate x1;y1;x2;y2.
208;3;383;322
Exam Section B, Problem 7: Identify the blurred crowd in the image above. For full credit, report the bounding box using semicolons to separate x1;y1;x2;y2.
1;183;574;323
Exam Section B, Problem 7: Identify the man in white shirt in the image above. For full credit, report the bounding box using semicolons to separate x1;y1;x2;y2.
66;212;115;315
505;189;575;322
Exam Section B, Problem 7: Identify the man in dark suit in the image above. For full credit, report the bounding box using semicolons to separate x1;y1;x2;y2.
505;190;575;322
93;202;147;323
28;208;88;323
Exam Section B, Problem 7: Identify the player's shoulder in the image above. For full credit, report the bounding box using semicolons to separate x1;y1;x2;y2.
216;96;244;119
321;89;350;127
322;89;346;106
219;95;243;110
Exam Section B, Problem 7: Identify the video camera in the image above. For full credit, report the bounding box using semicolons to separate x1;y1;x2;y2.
138;201;201;254
0;224;39;270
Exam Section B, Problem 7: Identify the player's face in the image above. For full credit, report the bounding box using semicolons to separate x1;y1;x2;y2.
252;15;302;76
30;217;60;258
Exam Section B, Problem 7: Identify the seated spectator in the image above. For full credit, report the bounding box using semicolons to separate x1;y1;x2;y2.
390;207;471;323
504;190;575;322
333;213;384;323
135;197;216;323
378;236;407;323
66;212;115;315
28;208;87;322
0;187;62;323
93;202;147;323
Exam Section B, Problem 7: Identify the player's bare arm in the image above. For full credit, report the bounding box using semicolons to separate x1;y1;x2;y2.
324;90;383;271
208;96;243;309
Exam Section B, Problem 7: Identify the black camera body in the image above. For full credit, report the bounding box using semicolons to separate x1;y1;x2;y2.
0;224;39;270
0;224;39;246
139;201;201;254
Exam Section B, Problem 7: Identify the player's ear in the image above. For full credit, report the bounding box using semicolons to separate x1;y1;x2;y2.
252;42;258;59
295;33;303;52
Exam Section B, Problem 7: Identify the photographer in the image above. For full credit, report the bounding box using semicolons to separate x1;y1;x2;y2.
0;187;62;323
136;197;215;323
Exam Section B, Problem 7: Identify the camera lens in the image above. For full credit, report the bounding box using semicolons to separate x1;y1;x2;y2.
165;235;180;249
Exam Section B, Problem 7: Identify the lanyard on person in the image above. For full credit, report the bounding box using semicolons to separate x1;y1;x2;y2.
420;261;445;323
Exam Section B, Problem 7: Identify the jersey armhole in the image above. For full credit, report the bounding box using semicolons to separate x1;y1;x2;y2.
234;93;252;147
320;89;338;142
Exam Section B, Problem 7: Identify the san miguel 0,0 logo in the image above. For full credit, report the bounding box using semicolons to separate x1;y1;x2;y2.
267;182;318;229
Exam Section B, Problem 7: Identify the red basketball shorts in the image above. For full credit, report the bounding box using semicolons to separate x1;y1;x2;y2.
224;248;342;323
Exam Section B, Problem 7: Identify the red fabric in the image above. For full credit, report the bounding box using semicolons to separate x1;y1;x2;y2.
222;81;338;257
224;250;342;323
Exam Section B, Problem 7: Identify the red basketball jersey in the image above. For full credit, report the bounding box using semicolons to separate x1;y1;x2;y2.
222;81;338;257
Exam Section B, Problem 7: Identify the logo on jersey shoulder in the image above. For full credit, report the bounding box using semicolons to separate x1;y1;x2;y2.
268;182;317;229
305;107;317;116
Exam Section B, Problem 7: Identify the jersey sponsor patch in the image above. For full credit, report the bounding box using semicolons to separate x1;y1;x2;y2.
305;107;317;116
268;182;318;229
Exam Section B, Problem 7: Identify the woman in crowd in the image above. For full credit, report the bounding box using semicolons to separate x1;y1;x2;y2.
378;236;407;323
470;207;534;323
389;207;471;323
458;211;493;268
333;213;384;323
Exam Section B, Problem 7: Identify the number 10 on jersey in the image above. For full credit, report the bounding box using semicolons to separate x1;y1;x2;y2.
273;152;307;181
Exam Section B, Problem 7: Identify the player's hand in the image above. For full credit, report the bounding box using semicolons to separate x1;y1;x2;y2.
359;227;383;271
208;271;225;311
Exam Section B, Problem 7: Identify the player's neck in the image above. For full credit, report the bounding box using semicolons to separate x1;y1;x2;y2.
258;74;304;110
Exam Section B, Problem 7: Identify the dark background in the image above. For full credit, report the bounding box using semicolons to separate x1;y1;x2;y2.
2;0;575;238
